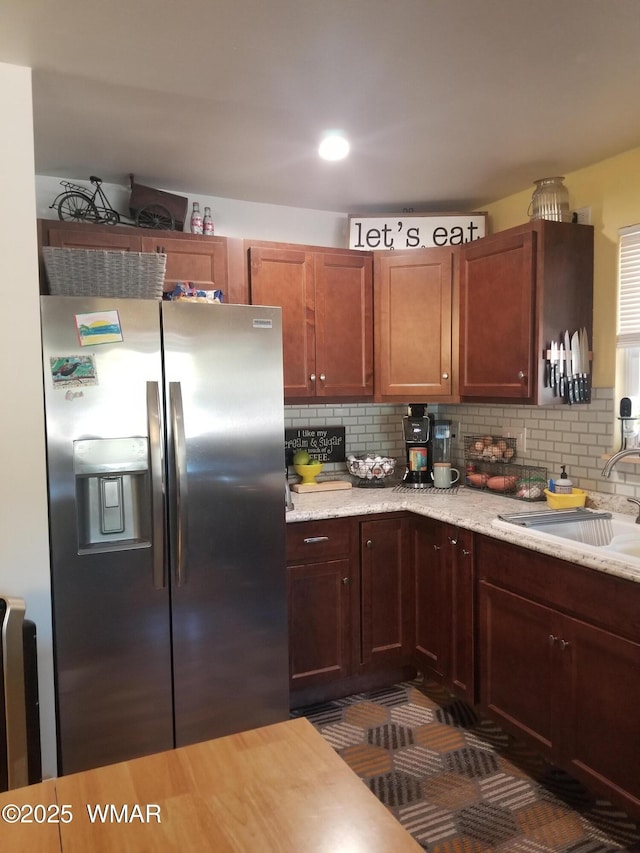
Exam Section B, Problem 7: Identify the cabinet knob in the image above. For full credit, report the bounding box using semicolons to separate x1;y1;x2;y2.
462;548;471;556
518;370;526;380
310;374;316;382
342;577;350;585
559;639;571;651
442;372;449;380
319;373;326;381
366;539;374;549
433;544;440;551
549;634;558;646
448;536;458;545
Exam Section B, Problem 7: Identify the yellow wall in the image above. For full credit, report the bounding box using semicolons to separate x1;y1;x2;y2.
483;146;640;389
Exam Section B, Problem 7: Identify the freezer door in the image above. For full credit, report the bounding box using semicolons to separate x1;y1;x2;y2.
40;296;173;774
162;302;289;746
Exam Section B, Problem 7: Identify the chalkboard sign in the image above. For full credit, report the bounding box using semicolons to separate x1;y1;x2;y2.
285;427;346;464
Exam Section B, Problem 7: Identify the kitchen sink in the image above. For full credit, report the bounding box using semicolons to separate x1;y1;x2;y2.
492;507;640;562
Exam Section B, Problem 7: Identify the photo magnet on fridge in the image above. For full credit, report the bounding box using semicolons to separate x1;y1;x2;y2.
49;355;98;388
75;310;123;346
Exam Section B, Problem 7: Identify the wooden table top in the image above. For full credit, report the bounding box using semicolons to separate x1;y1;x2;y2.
0;717;421;852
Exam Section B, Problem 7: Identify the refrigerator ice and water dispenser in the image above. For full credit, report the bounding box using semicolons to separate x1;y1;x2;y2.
73;437;151;552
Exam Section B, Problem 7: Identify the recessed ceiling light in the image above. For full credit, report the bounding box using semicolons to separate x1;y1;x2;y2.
318;131;350;161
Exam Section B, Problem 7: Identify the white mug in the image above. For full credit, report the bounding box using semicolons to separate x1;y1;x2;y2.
431;462;460;489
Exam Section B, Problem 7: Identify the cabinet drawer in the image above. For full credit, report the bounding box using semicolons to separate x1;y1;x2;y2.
286;519;352;563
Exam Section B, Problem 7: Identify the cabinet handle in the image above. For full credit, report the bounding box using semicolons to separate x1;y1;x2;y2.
549;634;558;646
303;536;329;544
559;639;571;650
310;373;316;382
518;370;526;380
319;373;326;381
342;577;350;585
366;539;374;549
442;372;449;380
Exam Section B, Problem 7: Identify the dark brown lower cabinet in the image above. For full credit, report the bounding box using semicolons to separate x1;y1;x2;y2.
411;517;475;702
360;516;412;670
477;534;640;819
287;518;355;691
287;514;413;699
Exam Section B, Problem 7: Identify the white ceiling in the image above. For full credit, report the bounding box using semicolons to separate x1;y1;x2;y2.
2;0;640;214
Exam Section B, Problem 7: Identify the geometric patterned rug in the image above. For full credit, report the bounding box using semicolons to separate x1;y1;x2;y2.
292;678;640;852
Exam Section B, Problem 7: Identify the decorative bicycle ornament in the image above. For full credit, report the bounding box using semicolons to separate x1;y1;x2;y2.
50;175;188;231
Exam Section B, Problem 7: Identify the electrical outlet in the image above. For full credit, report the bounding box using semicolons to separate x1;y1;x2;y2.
573;206;591;225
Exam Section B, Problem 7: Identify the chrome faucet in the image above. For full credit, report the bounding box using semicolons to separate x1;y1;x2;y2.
601;447;640;478
627;497;640;523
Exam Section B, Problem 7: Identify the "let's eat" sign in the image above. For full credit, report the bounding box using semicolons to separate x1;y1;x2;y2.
348;212;487;251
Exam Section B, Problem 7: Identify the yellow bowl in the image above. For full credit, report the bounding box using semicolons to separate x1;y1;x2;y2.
294;461;323;485
544;488;587;510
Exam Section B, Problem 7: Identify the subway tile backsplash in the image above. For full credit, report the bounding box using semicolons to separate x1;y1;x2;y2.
285;388;640;504
285;403;406;476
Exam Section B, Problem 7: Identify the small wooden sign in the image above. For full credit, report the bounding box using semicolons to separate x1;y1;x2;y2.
348;211;487;251
285;426;346;464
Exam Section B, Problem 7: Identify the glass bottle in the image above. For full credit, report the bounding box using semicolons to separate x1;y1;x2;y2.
528;177;571;223
203;206;214;236
190;202;203;235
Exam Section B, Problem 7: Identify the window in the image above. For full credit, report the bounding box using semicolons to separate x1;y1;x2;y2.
617;225;640;443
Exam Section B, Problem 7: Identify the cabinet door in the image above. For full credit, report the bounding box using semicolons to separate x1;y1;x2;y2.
288;559;352;689
374;248;456;400
446;525;475;702
478;580;560;755
360;517;411;669
46;222;143;252
411;519;475;702
314;252;373;398
460;230;535;399
249;247;315;398
140;235;228;296
561;616;640;811
411;516;449;678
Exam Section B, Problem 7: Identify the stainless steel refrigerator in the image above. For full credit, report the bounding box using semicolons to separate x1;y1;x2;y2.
40;295;289;775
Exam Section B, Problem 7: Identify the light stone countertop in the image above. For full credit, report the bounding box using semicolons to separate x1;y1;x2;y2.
286;485;640;586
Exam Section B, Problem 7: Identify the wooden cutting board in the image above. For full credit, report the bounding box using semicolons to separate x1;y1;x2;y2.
291;480;353;493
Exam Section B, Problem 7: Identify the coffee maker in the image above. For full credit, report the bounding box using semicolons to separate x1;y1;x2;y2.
402;405;452;488
402;404;433;487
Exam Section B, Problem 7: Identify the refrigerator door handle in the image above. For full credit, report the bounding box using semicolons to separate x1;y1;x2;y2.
169;381;189;586
147;381;166;590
